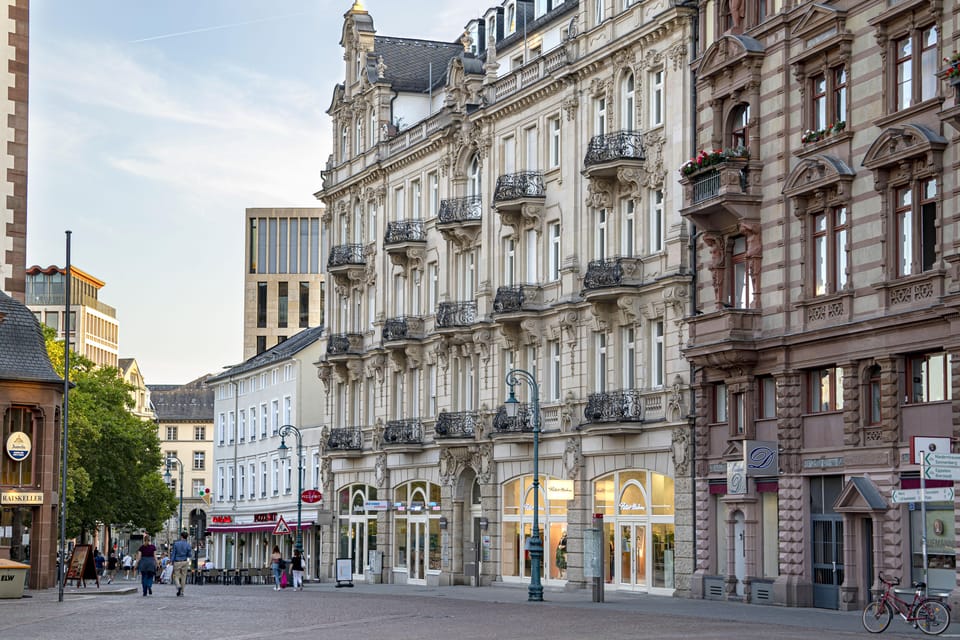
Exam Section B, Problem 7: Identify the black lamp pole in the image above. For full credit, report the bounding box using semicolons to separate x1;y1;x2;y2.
164;456;184;535
278;425;304;552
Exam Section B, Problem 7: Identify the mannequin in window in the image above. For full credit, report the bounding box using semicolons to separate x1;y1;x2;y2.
555;531;567;578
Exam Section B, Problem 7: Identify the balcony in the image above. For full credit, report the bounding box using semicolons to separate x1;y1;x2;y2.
493;172;545;231
384;220;427;268
679;158;761;233
327;426;363;453
492;403;535;434
382;419;423;449
581;257;645;304
436;301;477;329
584;389;644;424
582;131;645;180
327;243;367;287
326;333;364;361
435;411;480;440
492;284;546;323
382;316;425;345
683;307;760;370
437;195;482;247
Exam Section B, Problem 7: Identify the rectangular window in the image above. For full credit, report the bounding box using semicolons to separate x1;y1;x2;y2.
868;367;882;425
759;377;776;419
809;367;844;412
549;340;561;401
714;383;728;423
239;409;246;442
289;218;299;274
272;459;279;495
194;425;206;441
650;320;664;387
833;67;847;125
257;217;267;275
549;223;561;281
525;127;539;171
216;414;224;445
907;352;952;403
812;73;827;131
249;462;256;498
649;69;663;127
166;426;178;441
367;201;377;243
411;179;422;219
260;403;268;438
897;179;938;277
549;117;561;169
283;396;292;426
277;281;288;328
596;209;607;259
504;238;516;286
260;462;267;498
594;97;606;136
649;190;664;253
595;332;607;392
249;217;259;273
622;198;635;257
622;327;636;389
812;207;848;295
427;364;437;417
394;186;405;221
278;219;288;274
299;282;310;328
256;335;266;354
894;27;938;112
257;282;267;328
428;262;438;313
733;392;746;435
732;236;753;308
271;399;279;435
428;172;439;218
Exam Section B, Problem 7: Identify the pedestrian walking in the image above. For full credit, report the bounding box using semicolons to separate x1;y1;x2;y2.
135;534;158;597
106;550;118;584
122;552;134;580
291;549;304;591
170;531;192;597
93;549;105;578
270;545;282;591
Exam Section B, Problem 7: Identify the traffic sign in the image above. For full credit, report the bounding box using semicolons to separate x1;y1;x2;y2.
922;465;960;481
272;515;291;536
301;489;322;504
891;487;955;503
922;452;960;468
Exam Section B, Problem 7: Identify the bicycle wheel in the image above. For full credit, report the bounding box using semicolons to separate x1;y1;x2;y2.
915;600;951;635
862;600;893;633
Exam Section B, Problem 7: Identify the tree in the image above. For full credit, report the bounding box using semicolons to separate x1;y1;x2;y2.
45;328;176;538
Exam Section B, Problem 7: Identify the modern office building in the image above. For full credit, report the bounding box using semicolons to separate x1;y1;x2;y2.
0;0;28;301
25;265;119;369
243;207;326;359
683;0;960;611
314;0;694;593
150;376;215;553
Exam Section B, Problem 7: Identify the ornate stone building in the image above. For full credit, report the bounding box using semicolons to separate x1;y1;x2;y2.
684;0;960;611
315;0;695;594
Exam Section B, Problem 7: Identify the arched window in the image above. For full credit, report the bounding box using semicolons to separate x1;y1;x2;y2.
340;125;349;160
468;154;481;197
621;72;635;131
355;117;363;154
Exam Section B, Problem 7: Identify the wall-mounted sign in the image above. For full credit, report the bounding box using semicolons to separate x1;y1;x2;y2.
5;431;30;462
1;491;43;505
727;461;746;495
253;512;277;522
301;489;322;504
365;500;390;511
745;440;778;477
211;515;233;524
547;479;574;501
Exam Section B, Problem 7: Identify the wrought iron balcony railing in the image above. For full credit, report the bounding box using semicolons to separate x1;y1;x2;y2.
436;301;477;328
326;333;364;356
383;419;423;445
690;169;721;204
584;389;644;423
438;195;482;224
384;219;427;245
583;257;638;290
584;131;645;166
492;285;543;314
435;411;480;439
382;316;424;342
493;172;545;202
492;403;535;433
328;244;365;268
327;426;363;450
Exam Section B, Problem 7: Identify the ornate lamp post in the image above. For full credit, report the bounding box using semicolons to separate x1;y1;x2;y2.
163;456;185;535
504;368;543;602
277;424;304;552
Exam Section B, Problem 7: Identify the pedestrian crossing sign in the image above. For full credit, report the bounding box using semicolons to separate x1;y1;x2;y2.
273;515;291;536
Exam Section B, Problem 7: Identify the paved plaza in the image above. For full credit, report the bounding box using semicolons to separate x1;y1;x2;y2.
1;580;952;640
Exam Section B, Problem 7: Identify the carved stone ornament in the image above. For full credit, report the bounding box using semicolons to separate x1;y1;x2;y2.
474;443;494;484
586;178;612;209
563;437;583;480
671;427;690;476
375;452;387;488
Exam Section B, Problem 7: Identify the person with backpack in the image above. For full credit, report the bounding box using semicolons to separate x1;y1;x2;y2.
291;549;304;591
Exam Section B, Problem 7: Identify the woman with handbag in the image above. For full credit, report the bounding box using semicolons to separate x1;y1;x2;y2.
270;545;283;591
135;534;158;597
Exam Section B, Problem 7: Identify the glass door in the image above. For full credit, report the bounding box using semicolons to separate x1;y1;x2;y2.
409;519;426;583
618;523;647;588
350;520;365;577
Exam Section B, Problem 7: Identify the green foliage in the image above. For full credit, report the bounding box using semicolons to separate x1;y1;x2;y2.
44;328;176;538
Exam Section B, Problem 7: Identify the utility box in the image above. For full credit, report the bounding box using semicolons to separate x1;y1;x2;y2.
366;550;383;584
0;559;29;599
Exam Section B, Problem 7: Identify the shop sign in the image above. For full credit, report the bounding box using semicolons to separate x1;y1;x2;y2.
393;502;406;512
727;461;746;495
365;500;390;511
211;515;233;524
1;491;43;505
744;440;778;476
409;501;424;512
427;501;441;511
301;489;322;504
5;431;31;462
253;512;277;522
547;479;574;501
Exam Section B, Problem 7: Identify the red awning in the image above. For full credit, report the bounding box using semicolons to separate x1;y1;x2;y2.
206;521;314;534
901;479;953;490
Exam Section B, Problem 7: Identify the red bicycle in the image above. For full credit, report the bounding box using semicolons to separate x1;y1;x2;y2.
862;573;950;635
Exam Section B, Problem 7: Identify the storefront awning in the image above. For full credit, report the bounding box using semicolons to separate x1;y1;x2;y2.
206;521;315;534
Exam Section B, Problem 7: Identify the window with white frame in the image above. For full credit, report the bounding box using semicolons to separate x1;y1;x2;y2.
259;403;267;438
503;135;515;174
216;414;224;444
596;209;607;259
549;222;561;281
623;327;636;388
595;332;607;392
412;270;422;316
622;198;635;257
217;466;224;502
355;117;362;154
272;458;280;495
504;237;516;286
312;452;321;489
271;399;279;435
260;461;267;497
412;368;421;417
428;262;438;312
621;71;635;130
227;465;234;500
525;229;538;282
428;171;439;217
367;287;375;330
238;466;245;500
468;155;482;197
650;320;664;387
649;69;664;127
459;250;476;299
549;340;561;401
594;96;606;136
525;126;539;171
285;460;292;494
411;179;422;219
194;425;206;441
368;201;377;243
192;478;205;498
283;395;291;426
649;190;664;253
193;451;205;470
394;185;405;221
427;364;437;416
239;409;246;442
228;411;235;443
369;107;377;147
166;425;178;441
595;0;605;25
365;376;375;425
340;125;348;160
549;117;561;169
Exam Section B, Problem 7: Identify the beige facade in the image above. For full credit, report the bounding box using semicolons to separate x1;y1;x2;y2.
243;207;326;359
0;0;27;301
684;0;960;612
119;358;153;420
315;1;694;594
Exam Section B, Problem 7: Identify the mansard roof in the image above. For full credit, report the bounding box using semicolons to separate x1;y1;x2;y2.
148;375;214;422
205;324;326;384
369;36;465;92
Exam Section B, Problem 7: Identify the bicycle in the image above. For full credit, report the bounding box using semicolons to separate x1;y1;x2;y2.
862;573;951;635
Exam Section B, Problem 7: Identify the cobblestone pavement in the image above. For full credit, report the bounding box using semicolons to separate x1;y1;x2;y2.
0;580;951;640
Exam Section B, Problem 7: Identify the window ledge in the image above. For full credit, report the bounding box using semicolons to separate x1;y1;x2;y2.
794;130;852;158
874;97;945;129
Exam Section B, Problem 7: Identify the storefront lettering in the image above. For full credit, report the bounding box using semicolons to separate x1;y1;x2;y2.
1;491;43;505
253;512;277;522
618;503;646;512
211;515;233;524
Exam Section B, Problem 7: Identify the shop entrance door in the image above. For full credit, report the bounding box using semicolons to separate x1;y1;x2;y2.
812;516;843;609
349;520;366;578
617;523;647;589
408;519;427;583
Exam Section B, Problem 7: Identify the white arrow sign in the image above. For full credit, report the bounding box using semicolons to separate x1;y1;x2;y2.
891;487;955;503
922;465;960;481
923;452;960;468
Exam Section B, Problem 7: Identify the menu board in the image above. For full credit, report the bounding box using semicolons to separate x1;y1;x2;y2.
63;544;99;587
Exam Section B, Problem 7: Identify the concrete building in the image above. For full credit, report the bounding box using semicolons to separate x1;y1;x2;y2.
149;376;214;554
683;0;960;612
0;290;63;589
206;325;327;577
25;265;119;369
0;0;28;301
119;358;153;421
314;0;694;593
243;207;326;359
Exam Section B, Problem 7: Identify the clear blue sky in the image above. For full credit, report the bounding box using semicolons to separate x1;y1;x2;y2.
27;0;478;383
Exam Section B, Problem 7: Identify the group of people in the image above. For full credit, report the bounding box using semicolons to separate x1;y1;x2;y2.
134;531;193;597
270;546;304;591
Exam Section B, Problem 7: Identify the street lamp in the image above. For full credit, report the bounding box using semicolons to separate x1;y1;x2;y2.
163;456;184;536
504;368;543;602
277;425;304;553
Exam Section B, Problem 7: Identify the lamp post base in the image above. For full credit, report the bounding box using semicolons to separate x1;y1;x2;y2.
528;541;544;602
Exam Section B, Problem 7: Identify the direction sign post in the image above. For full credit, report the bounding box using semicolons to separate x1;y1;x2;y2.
891;487;955;503
922;452;960;468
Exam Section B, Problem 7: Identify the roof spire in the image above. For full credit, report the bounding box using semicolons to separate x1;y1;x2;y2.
350;0;365;11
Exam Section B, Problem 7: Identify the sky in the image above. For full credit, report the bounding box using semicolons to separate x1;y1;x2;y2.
27;0;478;384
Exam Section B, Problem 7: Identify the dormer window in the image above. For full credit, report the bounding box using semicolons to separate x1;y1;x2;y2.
507;3;516;34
